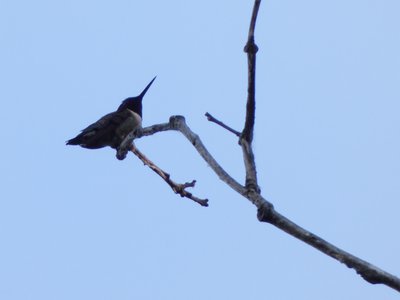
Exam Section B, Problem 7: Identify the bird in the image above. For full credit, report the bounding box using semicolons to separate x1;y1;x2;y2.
66;76;156;158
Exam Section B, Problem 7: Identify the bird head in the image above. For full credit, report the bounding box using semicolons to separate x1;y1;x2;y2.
117;76;156;117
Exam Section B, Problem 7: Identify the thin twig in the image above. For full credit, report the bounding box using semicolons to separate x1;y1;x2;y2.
129;143;209;207
205;112;241;137
247;0;261;42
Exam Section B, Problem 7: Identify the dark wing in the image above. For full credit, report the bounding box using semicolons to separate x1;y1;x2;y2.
66;111;128;149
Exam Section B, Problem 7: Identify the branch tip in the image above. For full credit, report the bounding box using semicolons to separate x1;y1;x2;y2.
205;112;241;137
129;144;207;207
183;180;196;188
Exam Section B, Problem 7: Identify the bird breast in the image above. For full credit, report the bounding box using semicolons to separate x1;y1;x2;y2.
116;110;142;138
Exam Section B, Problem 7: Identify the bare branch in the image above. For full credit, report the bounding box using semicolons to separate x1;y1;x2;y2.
242;0;260;143
240;139;260;192
137;116;267;205
168;116;247;196
241;0;261;192
257;203;400;291
113;0;400;291
69;0;400;293
129;143;208;207
205;112;241;137
118;115;247;204
132;116;400;292
247;0;261;43
238;0;400;291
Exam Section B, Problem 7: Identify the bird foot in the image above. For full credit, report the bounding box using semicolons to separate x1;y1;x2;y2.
116;148;128;160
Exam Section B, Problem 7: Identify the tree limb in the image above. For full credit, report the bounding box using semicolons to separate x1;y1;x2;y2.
258;204;400;291
140;116;266;204
133;116;400;292
241;0;399;291
117;0;400;292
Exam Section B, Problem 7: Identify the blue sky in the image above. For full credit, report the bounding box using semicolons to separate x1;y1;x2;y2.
1;1;399;299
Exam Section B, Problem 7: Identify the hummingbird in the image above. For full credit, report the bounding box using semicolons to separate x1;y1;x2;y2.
66;77;156;159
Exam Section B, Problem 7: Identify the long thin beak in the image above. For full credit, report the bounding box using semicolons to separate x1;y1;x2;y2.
138;76;157;99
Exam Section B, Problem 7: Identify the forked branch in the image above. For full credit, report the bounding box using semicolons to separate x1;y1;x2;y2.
136;116;400;292
121;0;400;292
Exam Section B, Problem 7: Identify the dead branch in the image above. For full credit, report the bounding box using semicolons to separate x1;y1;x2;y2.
241;0;261;193
129;143;208;207
205;112;241;137
134;116;400;292
118;0;400;292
